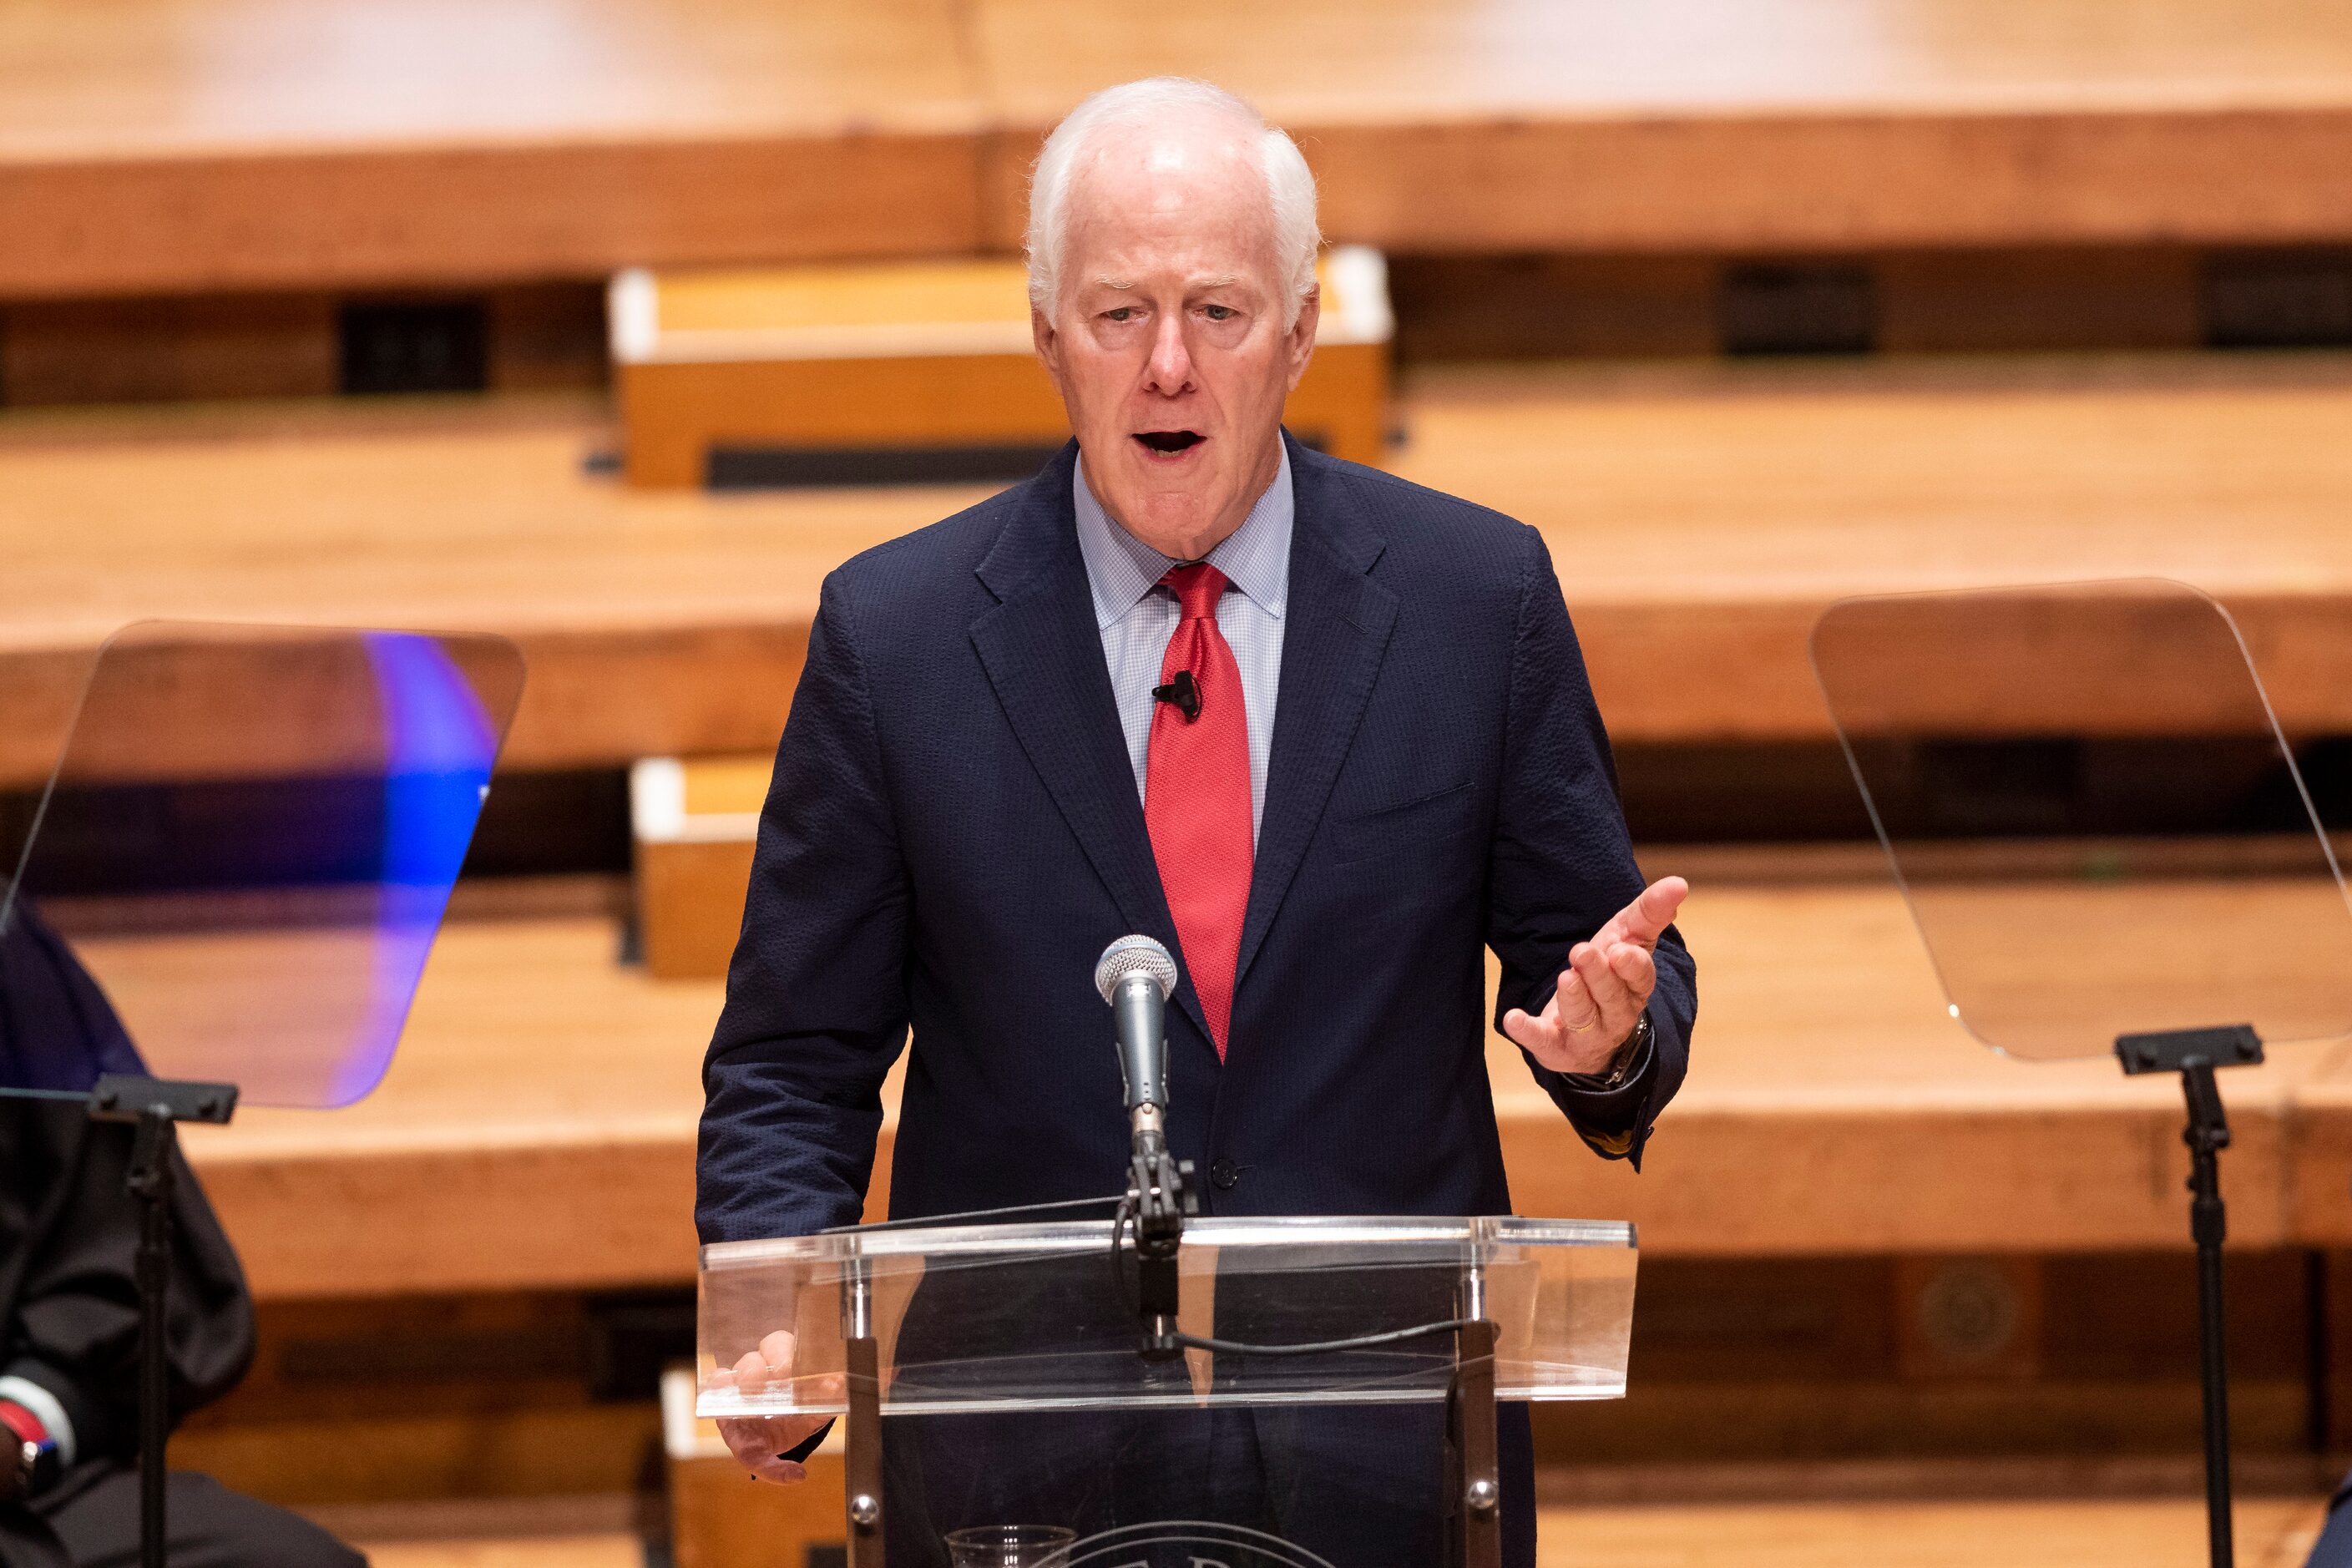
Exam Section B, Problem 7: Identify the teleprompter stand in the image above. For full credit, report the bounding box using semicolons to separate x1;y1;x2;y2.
86;1073;240;1568
2114;1023;2265;1568
0;619;521;1568
1805;581;2352;1568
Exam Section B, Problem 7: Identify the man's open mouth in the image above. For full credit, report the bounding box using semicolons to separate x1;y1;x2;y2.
1134;430;1205;454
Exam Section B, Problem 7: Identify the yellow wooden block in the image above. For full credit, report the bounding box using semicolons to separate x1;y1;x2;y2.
632;756;765;981
613;249;1393;486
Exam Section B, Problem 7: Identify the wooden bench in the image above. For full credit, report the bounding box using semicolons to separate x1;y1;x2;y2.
974;0;2352;258
9;0;2352;296
0;0;984;298
610;249;1393;486
8;354;2352;788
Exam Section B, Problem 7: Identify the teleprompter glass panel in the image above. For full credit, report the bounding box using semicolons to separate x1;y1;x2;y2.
1812;579;2352;1060
697;1215;1635;1418
0;620;524;1105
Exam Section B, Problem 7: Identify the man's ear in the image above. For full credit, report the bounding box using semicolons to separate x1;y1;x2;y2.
1031;307;1066;396
1284;286;1321;392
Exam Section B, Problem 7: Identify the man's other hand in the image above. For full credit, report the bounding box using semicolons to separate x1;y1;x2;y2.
1502;877;1688;1076
711;1329;834;1485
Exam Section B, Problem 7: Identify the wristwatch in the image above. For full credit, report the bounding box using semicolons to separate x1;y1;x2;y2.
1596;1013;1653;1090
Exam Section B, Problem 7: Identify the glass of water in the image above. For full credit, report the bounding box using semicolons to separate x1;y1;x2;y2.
943;1524;1078;1565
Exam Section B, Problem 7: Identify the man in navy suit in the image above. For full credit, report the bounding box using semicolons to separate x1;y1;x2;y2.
699;76;1696;1565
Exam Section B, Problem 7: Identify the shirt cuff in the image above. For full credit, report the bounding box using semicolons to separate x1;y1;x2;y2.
1546;1026;1659;1157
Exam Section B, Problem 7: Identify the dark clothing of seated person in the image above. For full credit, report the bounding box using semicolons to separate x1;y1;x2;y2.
0;900;364;1568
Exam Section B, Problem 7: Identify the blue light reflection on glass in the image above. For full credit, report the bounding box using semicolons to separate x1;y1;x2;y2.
337;632;499;1106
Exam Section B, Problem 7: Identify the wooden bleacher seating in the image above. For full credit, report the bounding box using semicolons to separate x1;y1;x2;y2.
7;354;2352;790
14;8;2352;1547
610;250;1392;486
8;0;2352;297
3;352;2344;1293
162;867;2349;1303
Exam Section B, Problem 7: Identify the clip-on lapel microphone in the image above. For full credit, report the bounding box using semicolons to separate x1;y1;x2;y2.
1151;670;1202;721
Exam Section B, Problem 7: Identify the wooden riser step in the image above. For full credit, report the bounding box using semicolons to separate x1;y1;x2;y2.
163;863;2352;1303
8;357;2352;788
11;1;2352;295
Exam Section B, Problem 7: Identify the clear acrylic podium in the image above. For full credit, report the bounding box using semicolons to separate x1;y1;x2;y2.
700;1215;1636;1567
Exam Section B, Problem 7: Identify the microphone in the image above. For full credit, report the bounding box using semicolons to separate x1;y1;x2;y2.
1151;670;1201;721
1095;935;1178;1134
1094;934;1189;1361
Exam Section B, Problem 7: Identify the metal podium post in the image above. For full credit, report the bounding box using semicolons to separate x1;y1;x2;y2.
840;1258;885;1568
1447;1257;1501;1568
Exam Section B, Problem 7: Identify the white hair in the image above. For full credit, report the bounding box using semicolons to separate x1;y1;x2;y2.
1025;77;1321;328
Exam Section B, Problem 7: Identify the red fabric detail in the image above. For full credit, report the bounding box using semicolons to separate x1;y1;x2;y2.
1144;563;1255;1059
0;1401;47;1449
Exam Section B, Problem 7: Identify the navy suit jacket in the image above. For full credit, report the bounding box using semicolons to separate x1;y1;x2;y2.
697;436;1695;1244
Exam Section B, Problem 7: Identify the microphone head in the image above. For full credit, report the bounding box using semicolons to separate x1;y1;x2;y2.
1094;934;1177;1004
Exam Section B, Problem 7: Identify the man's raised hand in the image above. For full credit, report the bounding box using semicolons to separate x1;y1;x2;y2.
711;1329;835;1485
1502;877;1687;1076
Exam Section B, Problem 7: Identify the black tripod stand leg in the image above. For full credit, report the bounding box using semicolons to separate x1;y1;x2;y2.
2197;1215;2234;1568
2185;1065;2236;1568
2116;1033;2256;1568
127;1109;175;1568
83;1076;235;1568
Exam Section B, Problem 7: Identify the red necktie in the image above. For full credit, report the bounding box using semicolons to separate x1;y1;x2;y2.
1145;563;1254;1059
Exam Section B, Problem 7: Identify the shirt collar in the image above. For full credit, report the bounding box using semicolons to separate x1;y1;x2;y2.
1073;442;1293;630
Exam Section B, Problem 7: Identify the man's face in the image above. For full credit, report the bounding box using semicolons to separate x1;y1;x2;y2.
1033;119;1319;562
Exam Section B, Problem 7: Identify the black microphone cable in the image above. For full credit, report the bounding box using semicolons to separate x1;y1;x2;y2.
1107;1194;1482;1358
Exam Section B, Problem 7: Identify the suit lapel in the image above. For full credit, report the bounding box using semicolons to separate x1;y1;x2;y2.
1235;444;1397;992
968;448;1212;1044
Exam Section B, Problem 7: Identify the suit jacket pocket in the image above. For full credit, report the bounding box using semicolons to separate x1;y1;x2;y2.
1327;780;1477;867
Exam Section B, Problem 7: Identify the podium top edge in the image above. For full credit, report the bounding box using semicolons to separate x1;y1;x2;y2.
701;1214;1636;1270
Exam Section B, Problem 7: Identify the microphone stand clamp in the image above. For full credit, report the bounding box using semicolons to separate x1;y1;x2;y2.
1125;1102;1196;1360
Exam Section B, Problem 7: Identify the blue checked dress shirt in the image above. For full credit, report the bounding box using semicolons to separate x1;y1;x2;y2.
1073;444;1292;846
